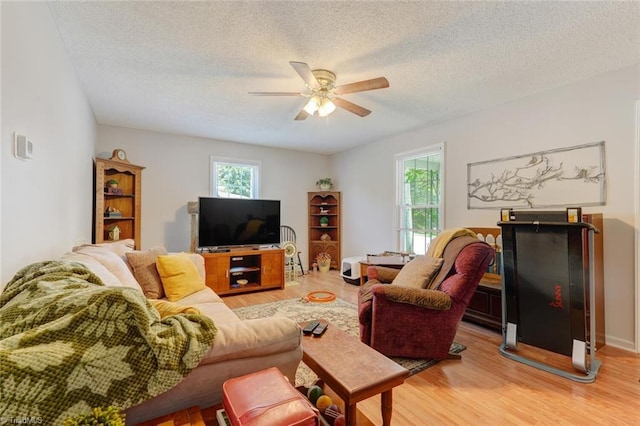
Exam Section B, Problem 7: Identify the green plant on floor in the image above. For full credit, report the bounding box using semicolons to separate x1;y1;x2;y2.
63;406;125;426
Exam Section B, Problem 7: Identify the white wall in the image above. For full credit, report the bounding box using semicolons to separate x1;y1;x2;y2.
333;64;640;351
97;125;331;264
0;2;96;289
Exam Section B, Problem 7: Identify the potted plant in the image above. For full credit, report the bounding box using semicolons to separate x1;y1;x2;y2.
316;252;331;272
63;406;125;426
320;216;329;227
316;178;333;191
106;178;118;188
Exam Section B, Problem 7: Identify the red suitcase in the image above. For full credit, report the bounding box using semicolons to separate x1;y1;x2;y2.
222;367;319;426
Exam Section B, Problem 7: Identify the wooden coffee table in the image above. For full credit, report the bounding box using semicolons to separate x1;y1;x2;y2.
300;320;410;426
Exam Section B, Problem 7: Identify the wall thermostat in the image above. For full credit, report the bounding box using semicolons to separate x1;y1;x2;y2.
14;133;33;160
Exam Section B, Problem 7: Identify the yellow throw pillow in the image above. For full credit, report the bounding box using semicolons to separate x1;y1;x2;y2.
156;254;206;301
149;299;203;318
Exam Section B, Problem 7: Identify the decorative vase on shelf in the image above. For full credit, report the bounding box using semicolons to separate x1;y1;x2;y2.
320;184;331;191
108;225;121;241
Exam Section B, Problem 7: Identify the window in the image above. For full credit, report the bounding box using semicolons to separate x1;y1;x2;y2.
396;145;443;255
211;157;260;199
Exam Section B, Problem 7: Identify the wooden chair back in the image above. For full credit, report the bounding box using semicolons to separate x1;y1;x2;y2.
467;227;502;286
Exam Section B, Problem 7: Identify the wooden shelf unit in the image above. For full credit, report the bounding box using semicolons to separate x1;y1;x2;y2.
93;158;144;248
201;248;284;296
308;191;341;270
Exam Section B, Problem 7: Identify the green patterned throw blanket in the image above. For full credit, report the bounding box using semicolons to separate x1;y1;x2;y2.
0;261;217;425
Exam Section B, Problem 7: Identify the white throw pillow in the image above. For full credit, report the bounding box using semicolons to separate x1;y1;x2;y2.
74;239;136;267
60;251;122;287
72;244;141;290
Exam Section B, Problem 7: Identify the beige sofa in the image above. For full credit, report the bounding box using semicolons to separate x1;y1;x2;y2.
60;240;302;424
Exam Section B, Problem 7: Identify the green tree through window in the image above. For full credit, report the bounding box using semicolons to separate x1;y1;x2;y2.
397;147;442;254
211;159;260;199
217;164;252;198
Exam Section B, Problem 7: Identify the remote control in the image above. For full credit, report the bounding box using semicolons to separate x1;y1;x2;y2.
312;322;328;337
302;320;320;335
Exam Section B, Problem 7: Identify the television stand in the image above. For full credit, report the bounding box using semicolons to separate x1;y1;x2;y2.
197;247;231;254
201;248;284;296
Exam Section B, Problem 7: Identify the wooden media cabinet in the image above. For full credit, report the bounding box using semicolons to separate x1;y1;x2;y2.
201;248;284;296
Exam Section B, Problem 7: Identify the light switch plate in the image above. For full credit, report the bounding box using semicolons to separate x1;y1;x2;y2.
14;132;33;160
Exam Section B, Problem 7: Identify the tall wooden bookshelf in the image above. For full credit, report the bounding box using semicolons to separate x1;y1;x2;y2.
308;191;341;270
93;157;144;248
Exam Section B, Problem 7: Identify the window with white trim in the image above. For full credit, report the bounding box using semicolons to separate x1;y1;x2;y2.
396;145;443;255
211;157;260;199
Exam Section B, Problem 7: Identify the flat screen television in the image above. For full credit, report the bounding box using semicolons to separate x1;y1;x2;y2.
198;197;281;249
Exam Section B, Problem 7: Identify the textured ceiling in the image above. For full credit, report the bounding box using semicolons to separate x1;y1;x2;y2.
48;1;640;154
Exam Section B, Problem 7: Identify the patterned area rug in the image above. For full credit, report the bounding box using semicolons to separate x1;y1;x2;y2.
232;297;466;387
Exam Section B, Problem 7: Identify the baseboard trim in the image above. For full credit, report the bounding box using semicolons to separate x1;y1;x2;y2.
603;335;637;353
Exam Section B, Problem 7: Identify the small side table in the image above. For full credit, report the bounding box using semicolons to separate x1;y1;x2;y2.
300;319;410;426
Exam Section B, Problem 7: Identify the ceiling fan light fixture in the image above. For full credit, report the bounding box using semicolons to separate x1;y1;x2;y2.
251;61;388;120
303;96;320;115
317;98;336;117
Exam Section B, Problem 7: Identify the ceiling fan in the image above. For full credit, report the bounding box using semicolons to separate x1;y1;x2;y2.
249;61;389;120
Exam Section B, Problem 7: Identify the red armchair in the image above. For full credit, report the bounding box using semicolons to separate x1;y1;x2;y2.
358;235;494;360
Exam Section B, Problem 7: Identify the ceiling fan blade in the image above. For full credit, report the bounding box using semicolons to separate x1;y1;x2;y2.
333;97;371;117
248;92;303;96
294;108;309;121
289;61;320;89
333;77;389;95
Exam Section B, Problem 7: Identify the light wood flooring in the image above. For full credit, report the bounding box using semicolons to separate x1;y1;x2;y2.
217;271;640;425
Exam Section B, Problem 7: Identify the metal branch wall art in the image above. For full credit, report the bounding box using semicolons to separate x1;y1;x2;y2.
467;141;606;209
